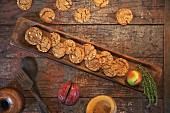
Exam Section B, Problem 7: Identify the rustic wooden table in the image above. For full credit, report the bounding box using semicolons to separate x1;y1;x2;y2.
0;0;169;113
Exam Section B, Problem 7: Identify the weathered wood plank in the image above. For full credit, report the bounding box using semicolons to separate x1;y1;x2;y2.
22;98;163;113
0;25;163;58
0;58;163;98
0;0;164;25
164;0;170;113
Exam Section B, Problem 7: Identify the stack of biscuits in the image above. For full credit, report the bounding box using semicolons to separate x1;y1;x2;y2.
25;27;129;77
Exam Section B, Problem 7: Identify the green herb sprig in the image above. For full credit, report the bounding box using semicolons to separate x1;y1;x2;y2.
136;64;158;108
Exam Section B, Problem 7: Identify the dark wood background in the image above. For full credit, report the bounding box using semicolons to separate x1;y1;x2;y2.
0;0;168;113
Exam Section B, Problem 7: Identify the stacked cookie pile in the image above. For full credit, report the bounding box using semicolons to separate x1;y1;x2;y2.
17;0;133;25
25;27;129;77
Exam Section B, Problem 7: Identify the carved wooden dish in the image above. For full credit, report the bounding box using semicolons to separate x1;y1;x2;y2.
10;17;162;92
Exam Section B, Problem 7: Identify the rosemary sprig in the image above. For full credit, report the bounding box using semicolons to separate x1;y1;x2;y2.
136;64;158;108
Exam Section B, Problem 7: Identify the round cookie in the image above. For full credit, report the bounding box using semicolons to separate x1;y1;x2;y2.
85;54;101;71
74;8;91;23
84;44;97;61
56;0;73;11
39;8;55;23
50;32;61;47
99;51;113;69
25;27;42;45
36;36;51;52
116;8;133;25
103;58;129;77
64;39;76;54
93;0;109;8
114;58;129;76
69;47;84;64
103;61;119;77
52;43;66;58
17;0;32;10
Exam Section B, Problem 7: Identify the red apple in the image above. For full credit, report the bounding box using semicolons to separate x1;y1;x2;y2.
58;82;80;106
126;70;143;86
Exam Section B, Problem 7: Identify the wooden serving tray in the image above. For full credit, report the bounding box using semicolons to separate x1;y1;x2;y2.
10;17;162;92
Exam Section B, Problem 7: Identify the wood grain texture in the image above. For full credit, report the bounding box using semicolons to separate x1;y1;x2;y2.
0;0;165;112
22;98;163;113
0;58;163;98
164;0;170;113
0;25;163;58
10;18;163;92
0;0;164;25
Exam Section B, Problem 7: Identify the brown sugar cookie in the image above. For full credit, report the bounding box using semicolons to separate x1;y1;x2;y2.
103;61;119;77
52;43;66;58
74;8;91;23
93;0;109;8
69;47;84;64
116;8;133;25
84;44;97;60
39;8;55;23
25;27;42;45
56;0;73;11
17;0;32;10
99;51;113;69
85;54;101;71
50;32;61;47
114;58;129;76
64;39;76;54
104;58;129;77
36;36;51;52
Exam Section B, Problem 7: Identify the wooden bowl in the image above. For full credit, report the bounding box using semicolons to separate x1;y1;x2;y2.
86;95;117;113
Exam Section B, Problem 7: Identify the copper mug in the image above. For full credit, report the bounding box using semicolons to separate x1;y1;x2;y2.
0;88;25;113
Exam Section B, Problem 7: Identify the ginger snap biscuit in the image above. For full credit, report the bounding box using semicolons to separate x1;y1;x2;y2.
50;32;61;47
74;8;91;23
85;54;101;71
99;51;113;69
52;43;66;58
93;0;109;8
114;58;129;76
116;8;133;25
69;47;84;64
17;0;32;10
64;39;76;54
36;36;51;52
25;27;42;45
39;8;55;23
84;44;97;61
56;0;73;11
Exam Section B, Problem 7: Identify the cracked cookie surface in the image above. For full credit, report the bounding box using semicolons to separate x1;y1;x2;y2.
84;44;97;61
17;0;32;10
50;32;61;47
69;47;84;64
114;58;129;76
37;36;51;52
56;0;72;11
116;8;133;25
25;27;43;45
85;54;101;71
99;51;114;69
93;0;109;8
103;58;129;77
74;8;91;23
64;39;76;54
39;8;55;23
52;43;66;58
